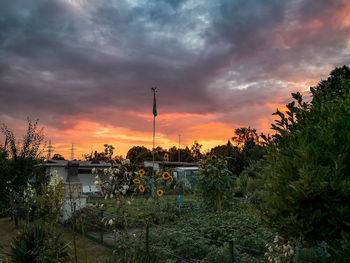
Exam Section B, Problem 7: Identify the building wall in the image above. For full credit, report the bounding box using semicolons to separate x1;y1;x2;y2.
46;166;99;193
48;166;67;182
79;173;98;193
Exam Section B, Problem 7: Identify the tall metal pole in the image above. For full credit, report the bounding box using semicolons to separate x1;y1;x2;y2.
178;134;181;162
152;114;155;197
151;87;157;197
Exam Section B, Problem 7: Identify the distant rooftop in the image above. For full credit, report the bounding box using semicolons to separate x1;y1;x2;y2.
143;161;197;168
42;160;112;167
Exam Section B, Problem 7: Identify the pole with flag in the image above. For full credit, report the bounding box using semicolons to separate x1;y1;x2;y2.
151;87;157;197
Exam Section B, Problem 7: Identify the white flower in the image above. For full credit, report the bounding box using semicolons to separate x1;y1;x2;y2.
103;168;108;174
114;168;120;173
109;176;113;180
121;190;126;195
110;193;114;198
92;168;96;174
123;185;129;190
95;175;99;180
94;180;99;186
104;195;108;200
127;201;131;205
108;219;114;225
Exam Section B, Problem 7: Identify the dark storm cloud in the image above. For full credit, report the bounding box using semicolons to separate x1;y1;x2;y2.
0;0;349;133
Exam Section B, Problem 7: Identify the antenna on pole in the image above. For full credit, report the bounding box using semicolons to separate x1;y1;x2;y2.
47;139;55;160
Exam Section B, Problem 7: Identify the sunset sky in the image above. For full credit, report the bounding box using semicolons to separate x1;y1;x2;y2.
1;0;350;159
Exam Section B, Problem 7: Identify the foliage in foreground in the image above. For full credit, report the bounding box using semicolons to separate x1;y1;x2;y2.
148;205;274;262
6;222;70;263
0;118;46;217
262;66;350;261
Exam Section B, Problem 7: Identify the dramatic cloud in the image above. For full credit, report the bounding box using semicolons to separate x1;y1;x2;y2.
0;0;349;157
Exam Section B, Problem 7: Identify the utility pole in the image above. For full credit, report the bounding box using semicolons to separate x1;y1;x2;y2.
47;139;54;160
178;134;181;162
70;143;75;160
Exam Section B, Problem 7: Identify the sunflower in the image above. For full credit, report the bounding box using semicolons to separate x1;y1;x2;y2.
133;179;141;184
164;153;169;161
162;172;171;180
225;160;228;166
139;185;145;192
139;169;145;176
169;176;174;182
198;163;204;169
156;189;164;197
210;155;217;161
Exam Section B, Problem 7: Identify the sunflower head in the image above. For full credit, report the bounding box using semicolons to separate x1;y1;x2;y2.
156;189;164;197
225;160;228;166
139;185;145;192
162;172;171;180
139;169;145;176
198;163;204;169
169;175;174;182
133;179;141;184
164;153;169;161
210;155;217;161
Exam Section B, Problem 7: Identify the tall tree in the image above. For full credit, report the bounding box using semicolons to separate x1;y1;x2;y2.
0;118;45;213
126;146;152;164
191;141;203;161
52;153;65;160
232;127;259;148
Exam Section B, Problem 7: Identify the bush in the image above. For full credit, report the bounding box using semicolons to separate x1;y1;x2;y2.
261;66;350;260
7;222;70;263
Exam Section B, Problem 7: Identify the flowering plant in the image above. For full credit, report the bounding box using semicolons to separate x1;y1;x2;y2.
93;159;140;253
35;170;64;224
265;235;295;263
196;156;234;213
132;168;174;198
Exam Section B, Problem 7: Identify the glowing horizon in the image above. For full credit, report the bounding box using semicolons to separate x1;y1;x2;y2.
1;0;349;159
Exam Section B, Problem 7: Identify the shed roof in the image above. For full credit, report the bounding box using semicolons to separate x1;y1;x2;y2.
42;160;112;168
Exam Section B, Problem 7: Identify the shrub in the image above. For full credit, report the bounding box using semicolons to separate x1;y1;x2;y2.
7;222;70;263
261;66;350;260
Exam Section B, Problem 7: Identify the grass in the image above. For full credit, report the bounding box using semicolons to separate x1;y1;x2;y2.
0;217;112;263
